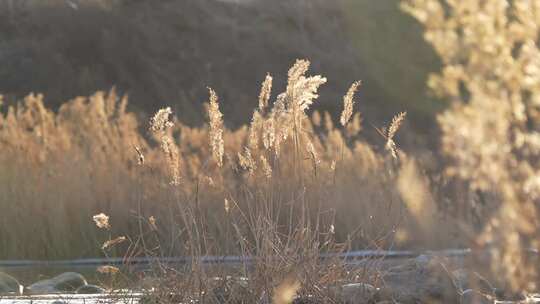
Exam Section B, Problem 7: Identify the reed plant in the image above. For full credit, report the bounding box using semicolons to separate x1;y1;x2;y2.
90;60;419;303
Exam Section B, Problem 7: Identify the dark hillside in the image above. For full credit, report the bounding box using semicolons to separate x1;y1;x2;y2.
0;0;439;132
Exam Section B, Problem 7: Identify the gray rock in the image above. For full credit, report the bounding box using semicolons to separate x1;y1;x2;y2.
27;272;87;294
452;269;494;296
375;255;459;304
76;284;106;294
0;272;23;295
460;289;493;304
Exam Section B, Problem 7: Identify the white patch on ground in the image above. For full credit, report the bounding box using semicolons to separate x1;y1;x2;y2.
0;293;142;304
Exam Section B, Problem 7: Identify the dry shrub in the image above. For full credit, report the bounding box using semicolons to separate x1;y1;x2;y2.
403;0;540;291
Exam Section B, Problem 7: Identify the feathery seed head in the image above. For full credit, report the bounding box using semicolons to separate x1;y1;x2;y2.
207;87;224;167
149;108;181;184
385;112;407;159
288;59;310;84
150;107;173;133
259;74;273;111
93;213;110;229
102;236;126;250
97;265;120;275
284;59;327;116
387;112;407;141
293;75;327;113
340;81;361;127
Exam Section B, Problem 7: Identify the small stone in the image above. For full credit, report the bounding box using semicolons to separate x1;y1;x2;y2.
0;272;23;295
27;272;87;294
76;284;106;294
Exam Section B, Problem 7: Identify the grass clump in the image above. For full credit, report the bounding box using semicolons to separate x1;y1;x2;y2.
87;59;410;303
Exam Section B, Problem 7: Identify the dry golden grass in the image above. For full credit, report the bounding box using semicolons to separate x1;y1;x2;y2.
0;59;449;264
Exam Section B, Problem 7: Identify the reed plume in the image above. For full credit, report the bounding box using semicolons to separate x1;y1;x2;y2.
93;213;110;230
340;81;361;127
385;112;406;159
259;74;273;112
101;236;126;250
97;265;120;275
150;107;173;133
207;87;224;167
150;107;180;185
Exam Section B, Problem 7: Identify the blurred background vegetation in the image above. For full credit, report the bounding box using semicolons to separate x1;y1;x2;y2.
0;0;441;145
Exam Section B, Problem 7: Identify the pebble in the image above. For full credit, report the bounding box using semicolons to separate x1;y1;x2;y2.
26;272;87;294
0;272;23;295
